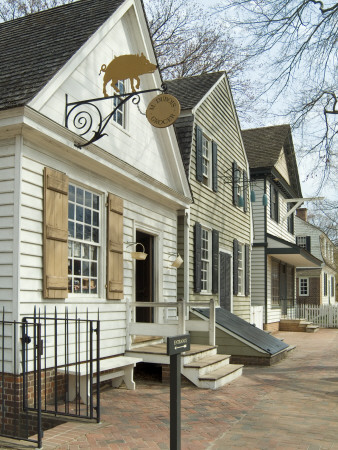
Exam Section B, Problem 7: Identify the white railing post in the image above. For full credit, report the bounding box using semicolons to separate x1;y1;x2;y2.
125;298;132;351
178;298;185;335
209;298;215;346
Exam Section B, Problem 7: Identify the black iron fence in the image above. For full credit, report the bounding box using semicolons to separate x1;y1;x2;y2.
0;311;43;447
0;307;101;448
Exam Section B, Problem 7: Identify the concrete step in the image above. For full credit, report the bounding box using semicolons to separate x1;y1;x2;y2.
198;364;243;390
182;346;218;364
306;325;319;333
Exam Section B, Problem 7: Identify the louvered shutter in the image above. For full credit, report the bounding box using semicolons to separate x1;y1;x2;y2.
43;167;69;299
196;125;203;182
107;193;124;300
194;222;202;293
245;243;250;296
243;170;248;213
232;162;238;206
212;141;218;192
220;252;231;310
270;184;274;219
306;236;311;252
233;238;239;295
212;229;219;294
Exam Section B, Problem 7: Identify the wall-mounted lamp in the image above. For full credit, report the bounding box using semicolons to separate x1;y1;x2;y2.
169;253;183;268
219;168;268;206
126;242;148;260
262;193;268;207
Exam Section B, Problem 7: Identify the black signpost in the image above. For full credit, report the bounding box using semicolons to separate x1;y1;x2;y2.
167;334;191;450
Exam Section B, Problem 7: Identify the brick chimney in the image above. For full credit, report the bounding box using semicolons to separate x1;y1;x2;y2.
296;207;308;222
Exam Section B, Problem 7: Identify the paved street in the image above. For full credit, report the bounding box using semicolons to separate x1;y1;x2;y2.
2;329;338;449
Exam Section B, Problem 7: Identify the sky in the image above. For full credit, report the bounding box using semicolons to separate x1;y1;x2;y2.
194;0;337;203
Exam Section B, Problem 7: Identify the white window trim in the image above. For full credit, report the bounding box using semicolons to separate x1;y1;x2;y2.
299;277;309;296
202;133;212;189
297;236;307;249
68;183;103;298
237;242;245;295
201;226;212;293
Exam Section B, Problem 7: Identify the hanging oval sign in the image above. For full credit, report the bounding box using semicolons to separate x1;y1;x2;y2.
146;93;181;128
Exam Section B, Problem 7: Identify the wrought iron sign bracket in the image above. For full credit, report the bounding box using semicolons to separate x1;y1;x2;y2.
65;84;167;148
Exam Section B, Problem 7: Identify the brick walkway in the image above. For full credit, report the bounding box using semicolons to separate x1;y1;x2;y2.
1;329;338;449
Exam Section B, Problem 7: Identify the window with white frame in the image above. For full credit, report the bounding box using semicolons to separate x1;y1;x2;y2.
68;184;100;294
202;135;211;187
299;277;309;296
237;243;244;294
297;236;307;249
236;170;243;207
113;80;125;127
201;227;211;291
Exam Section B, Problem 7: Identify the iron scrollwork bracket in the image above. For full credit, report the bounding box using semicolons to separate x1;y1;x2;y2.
65;84;167;148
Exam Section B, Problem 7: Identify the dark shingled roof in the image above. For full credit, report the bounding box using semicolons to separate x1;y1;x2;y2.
194;308;289;356
165;72;224;110
241;124;291;169
0;0;124;111
241;124;302;197
172;115;194;177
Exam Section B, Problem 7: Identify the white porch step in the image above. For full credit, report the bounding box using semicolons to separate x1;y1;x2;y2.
181;351;243;390
306;325;319;333
197;364;243;390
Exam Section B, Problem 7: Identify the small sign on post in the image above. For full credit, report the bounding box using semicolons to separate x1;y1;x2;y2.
167;334;190;450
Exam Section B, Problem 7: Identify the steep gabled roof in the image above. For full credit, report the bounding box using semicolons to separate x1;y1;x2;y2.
0;0;124;111
165;72;225;178
241;124;302;197
165;72;224;110
241;124;291;169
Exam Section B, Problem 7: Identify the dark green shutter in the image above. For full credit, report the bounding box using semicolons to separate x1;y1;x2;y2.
194;222;202;293
233;162;238;206
324;273;327;296
220;252;231;310
212;229;219;294
243;170;248;212
245;243;250;296
212;141;218;192
196;125;203;182
306;236;311;252
233;238;239;295
270;184;273;219
276;189;279;222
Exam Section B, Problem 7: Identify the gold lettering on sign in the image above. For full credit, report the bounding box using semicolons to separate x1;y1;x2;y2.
146;94;181;128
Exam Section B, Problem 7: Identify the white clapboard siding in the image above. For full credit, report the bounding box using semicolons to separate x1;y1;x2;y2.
187;77;251;320
0;145;15;318
251;246;266;307
19;142;179;357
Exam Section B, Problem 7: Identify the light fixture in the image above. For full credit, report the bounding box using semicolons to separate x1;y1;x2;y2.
126;242;148;260
169;253;183;268
238;195;244;208
250;190;256;202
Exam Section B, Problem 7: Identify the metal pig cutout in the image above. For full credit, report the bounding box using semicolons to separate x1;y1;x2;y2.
99;53;157;97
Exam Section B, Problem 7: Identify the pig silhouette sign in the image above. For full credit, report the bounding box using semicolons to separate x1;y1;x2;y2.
99;53;157;97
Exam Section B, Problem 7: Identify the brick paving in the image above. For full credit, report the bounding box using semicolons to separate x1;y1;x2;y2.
1;329;338;449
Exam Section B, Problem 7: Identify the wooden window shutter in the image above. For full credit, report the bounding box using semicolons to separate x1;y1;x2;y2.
220;252;231;311
233;238;239;295
194;222;202;293
196;125;203;182
232;162;238;206
270;184;274;219
245;243;250;296
107;193;124;300
243;170;248;213
43;167;69;299
212;229;219;294
212;141;218;192
306;236;311;252
276;189;279;222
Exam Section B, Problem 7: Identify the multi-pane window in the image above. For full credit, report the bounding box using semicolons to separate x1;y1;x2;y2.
270;185;279;221
113;80;125;127
68;185;100;294
202;135;210;187
287;203;294;234
296;236;307;249
299;278;309;296
201;228;211;291
271;260;280;306
238;243;244;294
236;170;243;207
